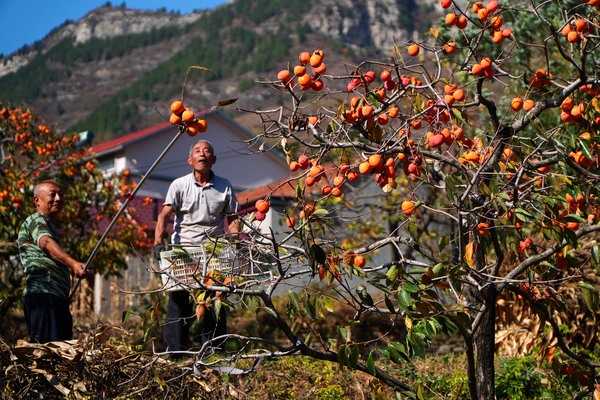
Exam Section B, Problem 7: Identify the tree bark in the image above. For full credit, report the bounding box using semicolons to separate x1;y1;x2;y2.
473;285;497;400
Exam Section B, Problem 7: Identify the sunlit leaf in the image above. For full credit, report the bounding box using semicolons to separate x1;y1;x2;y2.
386;264;399;283
312;208;329;217
262;306;277;318
592;245;600;272
464;241;475;267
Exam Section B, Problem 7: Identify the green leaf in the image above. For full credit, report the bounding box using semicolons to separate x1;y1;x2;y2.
398;289;413;312
321;296;335;313
563;213;585;222
348;344;359;368
418;385;425;400
451;108;467;124
337;344;348;368
387;344;403;365
563;228;579;248
578;283;599;312
438;235;450;251
262;306;278;318
357;285;374;306
403;282;419;294
366;351;376;375
312;208;329;217
385;296;396;313
213;298;222;321
515;208;535;220
367;91;380;107
248;296;261;313
386;264;399;283
289;290;300;314
578;139;593;159
304;333;314;346
408;218;419;239
294;181;304;199
592;245;600;272
303;295;315;320
311;243;327;265
432;263;446;277
122;310;132;323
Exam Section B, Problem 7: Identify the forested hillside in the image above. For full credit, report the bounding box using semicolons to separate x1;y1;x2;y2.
0;0;439;141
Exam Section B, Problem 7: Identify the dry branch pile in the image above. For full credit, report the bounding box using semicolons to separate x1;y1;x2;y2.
0;325;234;399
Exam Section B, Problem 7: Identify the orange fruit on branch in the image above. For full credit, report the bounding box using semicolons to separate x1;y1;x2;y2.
277;69;291;83
293;65;307;76
407;43;420;57
181;109;195;123
310;50;324;67
368;154;383;168
169;113;182;125
255;199;270;214
445;41;457;54
170;100;185;115
401;200;417;216
353;254;366;268
445;12;458;26
359;161;373;175
299;51;311;65
196;119;208;132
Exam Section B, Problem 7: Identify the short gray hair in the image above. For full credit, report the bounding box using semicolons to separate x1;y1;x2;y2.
33;180;61;197
189;140;214;156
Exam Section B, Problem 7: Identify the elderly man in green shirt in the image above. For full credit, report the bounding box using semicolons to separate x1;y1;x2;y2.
17;180;86;343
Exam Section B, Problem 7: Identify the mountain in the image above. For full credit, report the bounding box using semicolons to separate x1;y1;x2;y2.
0;0;441;142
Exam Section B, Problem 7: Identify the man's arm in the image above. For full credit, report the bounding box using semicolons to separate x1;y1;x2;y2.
38;236;86;278
226;215;240;235
154;204;173;245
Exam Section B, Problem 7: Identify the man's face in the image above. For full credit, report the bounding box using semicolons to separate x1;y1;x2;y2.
34;183;64;217
188;142;216;172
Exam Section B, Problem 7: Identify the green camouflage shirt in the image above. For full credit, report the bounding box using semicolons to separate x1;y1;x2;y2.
17;212;71;300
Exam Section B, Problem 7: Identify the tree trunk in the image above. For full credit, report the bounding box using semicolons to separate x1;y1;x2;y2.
475;286;497;399
464;234;496;399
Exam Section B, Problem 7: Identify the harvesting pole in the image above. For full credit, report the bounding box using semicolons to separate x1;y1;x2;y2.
68;126;186;303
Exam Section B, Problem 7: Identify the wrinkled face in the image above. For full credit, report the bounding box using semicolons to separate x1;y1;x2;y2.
34;183;64;217
188;141;216;172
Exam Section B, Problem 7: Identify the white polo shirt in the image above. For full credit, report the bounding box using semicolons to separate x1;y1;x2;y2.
164;172;238;245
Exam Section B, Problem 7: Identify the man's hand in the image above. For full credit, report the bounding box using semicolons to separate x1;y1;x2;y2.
154;244;165;260
72;261;86;278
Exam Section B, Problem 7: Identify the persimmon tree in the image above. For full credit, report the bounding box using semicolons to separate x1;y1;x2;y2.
180;0;600;399
0;103;152;325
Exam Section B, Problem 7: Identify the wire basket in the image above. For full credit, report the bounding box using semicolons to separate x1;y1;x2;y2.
159;244;235;291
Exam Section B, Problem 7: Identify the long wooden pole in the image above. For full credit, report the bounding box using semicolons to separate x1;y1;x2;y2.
69;126;186;302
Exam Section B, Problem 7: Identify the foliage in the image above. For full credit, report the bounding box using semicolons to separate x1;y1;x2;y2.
0;102;152;322
0;319;587;399
495;355;573;399
195;0;600;399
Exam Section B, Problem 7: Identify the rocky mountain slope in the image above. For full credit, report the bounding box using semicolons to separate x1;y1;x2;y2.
0;0;442;141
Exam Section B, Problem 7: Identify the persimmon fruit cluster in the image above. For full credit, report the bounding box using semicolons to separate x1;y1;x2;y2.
169;100;208;137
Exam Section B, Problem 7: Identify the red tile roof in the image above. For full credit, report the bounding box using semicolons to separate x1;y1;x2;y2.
237;176;298;207
89;121;172;154
236;162;339;209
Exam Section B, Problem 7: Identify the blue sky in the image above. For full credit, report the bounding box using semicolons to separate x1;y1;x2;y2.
0;1;227;56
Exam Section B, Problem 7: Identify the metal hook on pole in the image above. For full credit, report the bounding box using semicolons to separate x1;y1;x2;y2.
68;126;186;303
